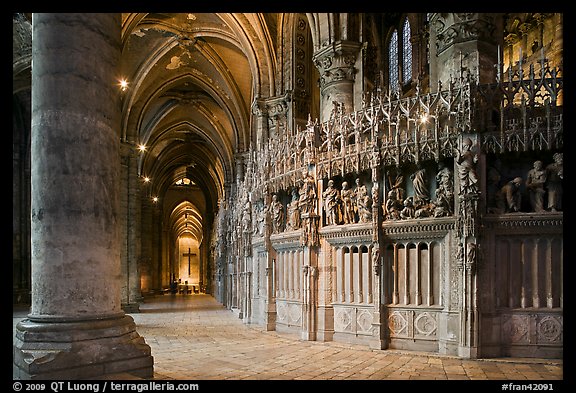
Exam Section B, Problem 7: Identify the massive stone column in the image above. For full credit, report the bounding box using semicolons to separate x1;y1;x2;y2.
429;13;501;89
313;40;362;122
13;13;153;379
120;142;143;311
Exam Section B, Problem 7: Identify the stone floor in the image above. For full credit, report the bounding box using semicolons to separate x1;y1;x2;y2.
13;294;564;383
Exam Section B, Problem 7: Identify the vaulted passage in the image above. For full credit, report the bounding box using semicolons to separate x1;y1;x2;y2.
13;13;563;380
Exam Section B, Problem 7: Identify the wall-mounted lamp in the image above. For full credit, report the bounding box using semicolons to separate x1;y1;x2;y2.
119;79;129;92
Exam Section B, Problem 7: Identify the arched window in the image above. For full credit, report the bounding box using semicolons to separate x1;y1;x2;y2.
402;18;412;83
388;29;399;90
388;17;413;92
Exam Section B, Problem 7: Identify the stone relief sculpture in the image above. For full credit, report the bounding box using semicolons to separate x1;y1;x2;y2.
355;178;372;223
371;182;379;207
385;189;402;220
241;199;252;255
456;242;465;269
455;137;479;195
254;201;266;237
546;152;563;212
526;160;547;213
384;171;405;221
323;179;342;226
371;245;381;276
298;170;317;215
495;177;523;213
270;194;284;234
400;197;415;219
433;161;454;217
241;200;251;233
411;164;430;205
286;187;301;231
414;197;433;218
340;181;355;224
466;242;477;271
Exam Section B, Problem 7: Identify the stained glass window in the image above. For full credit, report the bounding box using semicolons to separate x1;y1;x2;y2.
389;29;399;91
402;18;412;84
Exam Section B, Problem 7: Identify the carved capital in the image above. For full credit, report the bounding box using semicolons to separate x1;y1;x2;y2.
313;40;362;88
431;13;496;55
251;97;268;117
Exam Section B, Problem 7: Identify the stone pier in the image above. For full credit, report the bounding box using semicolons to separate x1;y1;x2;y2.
13;13;153;380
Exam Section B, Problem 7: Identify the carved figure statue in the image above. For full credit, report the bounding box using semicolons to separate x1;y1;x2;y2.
354;178;372;223
323;179;342;226
411;164;430;204
546;152;563;212
385;171;405;221
372;246;381;276
254;202;266;236
385;190;401;220
241;201;251;233
298;170;317;215
526;160;547;212
400;196;415;219
340;181;355;224
496;177;523;213
455;137;479;194
286;187;301;230
270;194;284;234
433;161;454;217
466;242;477;270
371;182;379;206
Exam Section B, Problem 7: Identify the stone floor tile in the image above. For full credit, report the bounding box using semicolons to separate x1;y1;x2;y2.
13;294;563;381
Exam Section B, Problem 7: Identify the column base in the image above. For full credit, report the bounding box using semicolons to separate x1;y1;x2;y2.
121;302;141;313
457;345;478;359
13;315;153;380
301;331;316;341
369;310;388;349
316;305;334;342
264;312;276;331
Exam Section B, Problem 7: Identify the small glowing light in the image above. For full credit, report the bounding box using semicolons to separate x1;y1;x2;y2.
138;144;146;152
119;79;129;91
152;196;159;203
420;114;429;124
143;176;150;183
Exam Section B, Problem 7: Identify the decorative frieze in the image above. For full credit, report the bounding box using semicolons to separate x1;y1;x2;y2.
321;222;373;245
483;214;563;233
382;217;454;240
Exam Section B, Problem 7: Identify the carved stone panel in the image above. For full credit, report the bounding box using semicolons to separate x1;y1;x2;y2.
415;311;438;337
388;310;409;337
537;315;562;344
334;307;353;333
502;312;563;346
333;305;374;336
388;308;439;340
